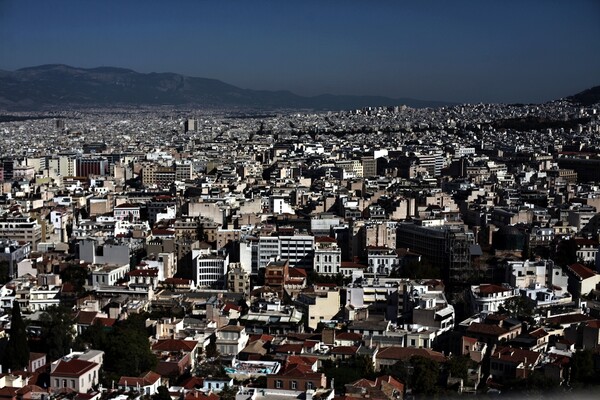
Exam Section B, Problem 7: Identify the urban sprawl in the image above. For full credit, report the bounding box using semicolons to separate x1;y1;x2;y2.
0;98;600;400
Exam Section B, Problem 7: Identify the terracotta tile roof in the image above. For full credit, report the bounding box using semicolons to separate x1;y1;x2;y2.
288;267;307;278
183;391;219;400
544;313;594;326
275;343;304;354
180;376;204;389
466;323;508;336
315;236;337;243
152;339;198;352
335;332;363;342
51;359;97;377
96;317;116;327
128;268;159;277
286;355;318;367
76;311;98;325
118;371;162;387
376;346;447;363
331;346;359;355
478;284;512;294
492;346;541;366
586;320;600;329
279;363;324;380
568;263;596;280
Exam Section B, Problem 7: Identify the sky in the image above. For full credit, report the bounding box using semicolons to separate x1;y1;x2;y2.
1;0;599;104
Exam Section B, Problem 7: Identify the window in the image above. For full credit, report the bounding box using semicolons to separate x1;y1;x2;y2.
307;382;314;390
291;381;297;390
276;380;282;389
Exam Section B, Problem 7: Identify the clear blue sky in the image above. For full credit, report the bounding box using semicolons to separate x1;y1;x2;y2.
1;0;599;103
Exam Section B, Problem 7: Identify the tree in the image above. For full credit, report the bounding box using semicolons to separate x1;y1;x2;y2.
410;356;440;396
498;296;533;320
447;355;470;381
1;302;30;371
103;316;157;377
36;306;76;360
569;349;598;387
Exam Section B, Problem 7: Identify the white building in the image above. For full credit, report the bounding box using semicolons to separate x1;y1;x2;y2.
313;237;341;275
192;250;228;288
470;284;519;313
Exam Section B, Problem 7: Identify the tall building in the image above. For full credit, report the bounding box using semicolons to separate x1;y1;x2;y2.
77;157;109;177
0;216;43;251
184;119;197;132
313;237;341;275
396;222;476;285
192;249;228;288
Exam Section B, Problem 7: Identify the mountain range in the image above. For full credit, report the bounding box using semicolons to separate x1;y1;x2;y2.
0;64;455;111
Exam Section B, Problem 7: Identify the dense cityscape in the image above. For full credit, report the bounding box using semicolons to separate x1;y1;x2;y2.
0;90;598;400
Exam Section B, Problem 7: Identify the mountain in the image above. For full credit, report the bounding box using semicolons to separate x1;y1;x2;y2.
567;85;600;106
0;64;454;111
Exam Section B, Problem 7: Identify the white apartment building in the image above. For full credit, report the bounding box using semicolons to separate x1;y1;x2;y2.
313;237;341;275
192;249;228;288
470;284;519;313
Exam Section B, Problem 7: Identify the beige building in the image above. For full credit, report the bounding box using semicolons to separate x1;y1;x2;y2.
227;263;251;295
295;285;340;330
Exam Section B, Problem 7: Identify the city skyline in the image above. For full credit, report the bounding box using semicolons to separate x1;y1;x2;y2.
1;0;599;105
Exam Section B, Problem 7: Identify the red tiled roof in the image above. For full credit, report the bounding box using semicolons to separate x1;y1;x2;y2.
331;346;359;355
585;320;600;329
51;359;97;377
545;313;594;326
118;371;161;387
275;344;304;354
152;339;198;352
287;355;318;367
288;267;307;277
478;284;512;294
315;236;337;243
129;268;159;277
568;263;596;280
180;376;204;390
335;332;363;341
376;347;447;363
492;346;541;366
75;311;98;325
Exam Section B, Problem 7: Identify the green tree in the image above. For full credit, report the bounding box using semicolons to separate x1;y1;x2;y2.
570;349;597;387
447;355;470;381
498;296;533;320
411;356;440;396
37;306;76;360
103;318;157;377
2;302;30;371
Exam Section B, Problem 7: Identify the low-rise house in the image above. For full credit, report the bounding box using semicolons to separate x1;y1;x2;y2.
215;325;249;356
489;346;542;381
566;263;600;298
344;375;405;400
49;350;103;394
266;360;327;391
375;347;446;371
118;371;162;395
152;339;200;378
